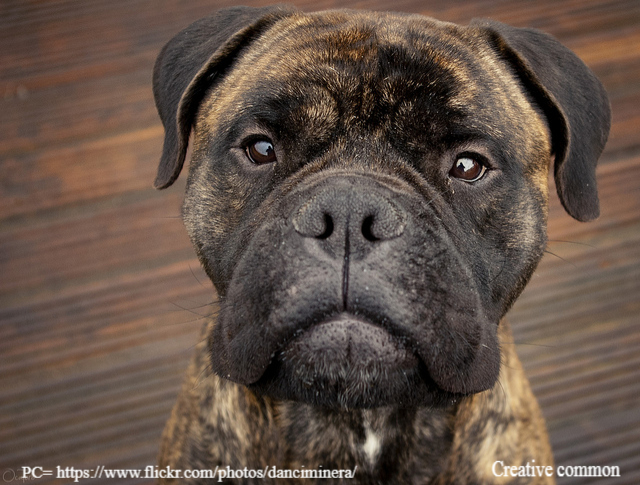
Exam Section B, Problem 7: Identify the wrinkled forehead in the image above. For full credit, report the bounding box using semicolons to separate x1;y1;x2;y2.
263;11;468;64
203;10;543;151
233;11;484;103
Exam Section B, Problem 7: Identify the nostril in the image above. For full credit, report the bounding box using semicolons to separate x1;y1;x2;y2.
316;213;334;240
361;215;380;242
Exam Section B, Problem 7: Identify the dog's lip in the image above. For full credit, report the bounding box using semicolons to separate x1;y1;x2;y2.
278;313;419;369
250;313;459;409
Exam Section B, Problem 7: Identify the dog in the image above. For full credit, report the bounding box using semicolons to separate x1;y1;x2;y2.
151;6;610;483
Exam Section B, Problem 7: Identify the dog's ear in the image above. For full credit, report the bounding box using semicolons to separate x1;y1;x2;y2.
152;5;297;189
472;19;611;222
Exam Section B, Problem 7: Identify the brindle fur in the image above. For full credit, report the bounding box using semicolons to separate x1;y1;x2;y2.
159;322;552;484
152;6;610;484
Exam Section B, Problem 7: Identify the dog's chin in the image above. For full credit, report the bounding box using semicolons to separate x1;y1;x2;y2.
247;315;464;409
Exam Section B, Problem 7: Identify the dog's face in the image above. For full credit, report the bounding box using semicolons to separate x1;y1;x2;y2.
153;7;610;408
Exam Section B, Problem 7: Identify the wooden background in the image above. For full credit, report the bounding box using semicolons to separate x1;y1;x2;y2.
1;0;638;483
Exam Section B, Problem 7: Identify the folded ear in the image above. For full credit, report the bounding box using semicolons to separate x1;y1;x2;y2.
471;19;611;222
152;5;297;189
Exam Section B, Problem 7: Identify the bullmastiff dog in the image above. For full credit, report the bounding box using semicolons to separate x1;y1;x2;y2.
152;5;610;484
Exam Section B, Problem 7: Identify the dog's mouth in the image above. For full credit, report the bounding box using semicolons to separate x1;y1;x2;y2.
246;313;465;409
279;313;418;376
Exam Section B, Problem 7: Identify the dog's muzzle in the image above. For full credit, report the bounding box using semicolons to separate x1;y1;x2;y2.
210;173;501;408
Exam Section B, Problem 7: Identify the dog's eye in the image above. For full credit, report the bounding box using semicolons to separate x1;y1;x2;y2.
246;139;277;165
449;156;487;182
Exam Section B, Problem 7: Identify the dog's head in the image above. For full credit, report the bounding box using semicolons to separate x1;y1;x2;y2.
153;7;610;408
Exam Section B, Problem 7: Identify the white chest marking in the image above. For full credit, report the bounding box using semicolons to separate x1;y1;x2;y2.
362;424;382;466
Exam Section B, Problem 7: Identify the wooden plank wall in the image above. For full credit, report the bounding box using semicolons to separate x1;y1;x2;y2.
1;0;638;483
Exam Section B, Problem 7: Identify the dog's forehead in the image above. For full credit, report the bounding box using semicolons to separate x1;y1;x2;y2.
271;11;471;61
244;11;486;105
200;9;548;164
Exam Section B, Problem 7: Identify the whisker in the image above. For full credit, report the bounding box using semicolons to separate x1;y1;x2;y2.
170;301;213;317
189;264;210;288
547;239;597;249
543;249;577;268
512;340;557;349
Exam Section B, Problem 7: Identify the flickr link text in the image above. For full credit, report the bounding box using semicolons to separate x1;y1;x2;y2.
15;465;358;482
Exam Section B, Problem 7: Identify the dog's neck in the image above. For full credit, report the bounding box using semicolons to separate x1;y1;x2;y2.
160;320;552;483
185;363;456;480
270;398;455;478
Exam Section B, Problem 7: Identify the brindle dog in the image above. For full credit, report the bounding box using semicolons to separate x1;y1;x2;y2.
152;6;610;484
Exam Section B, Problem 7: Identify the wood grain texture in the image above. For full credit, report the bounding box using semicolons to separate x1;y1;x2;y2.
1;0;638;483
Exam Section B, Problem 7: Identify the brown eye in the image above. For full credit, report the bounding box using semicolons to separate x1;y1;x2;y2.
246;139;277;165
449;156;486;182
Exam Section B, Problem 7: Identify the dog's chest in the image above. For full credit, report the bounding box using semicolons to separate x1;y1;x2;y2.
277;405;453;482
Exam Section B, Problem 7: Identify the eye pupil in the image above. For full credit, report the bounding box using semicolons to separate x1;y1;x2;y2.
450;156;486;182
246;139;276;164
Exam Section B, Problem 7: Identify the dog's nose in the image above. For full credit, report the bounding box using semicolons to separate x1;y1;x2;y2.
292;178;406;259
